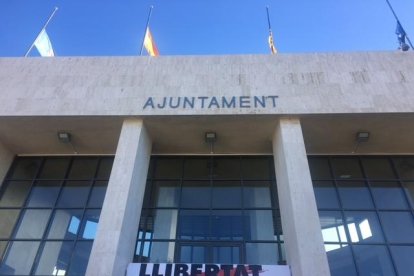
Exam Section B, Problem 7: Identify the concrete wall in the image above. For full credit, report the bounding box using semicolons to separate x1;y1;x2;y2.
0;52;413;116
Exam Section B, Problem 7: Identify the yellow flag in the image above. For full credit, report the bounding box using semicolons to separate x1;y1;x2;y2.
143;27;159;56
268;31;277;54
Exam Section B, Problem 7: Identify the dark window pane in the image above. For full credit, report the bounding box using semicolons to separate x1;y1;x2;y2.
181;181;210;208
179;210;209;240
180;245;207;263
0;241;40;275
393;157;414;180
152;181;180;208
313;181;340;209
154;158;182;178
68;158;98;179
147;242;175;263
212;181;242;208
213;246;240;264
337;181;374;209
353;245;396;276
401;182;414;208
0;209;19;239
67;241;93;276
370;182;409;209
183;158;210;179
14;209;52;239
79;210;101;240
390;246;414;276
38;158;70;179
88;181;108;207
326;245;357;276
243;181;272;208
57;181;91;207
96;157;114;179
34;241;74;275
246;243;278;265
309;158;332;179
0;181;32;207
331;158;363;179
245;210;275;240
344;211;384;243
213;157;240;179
241;158;270;179
26;180;61;207
319;211;347;243
47;209;84;240
211;210;243;241
152;210;178;239
380;211;414;243
362;158;395;179
9;158;41;179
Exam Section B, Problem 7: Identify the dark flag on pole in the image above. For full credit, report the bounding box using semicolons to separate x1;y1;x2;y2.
396;21;410;51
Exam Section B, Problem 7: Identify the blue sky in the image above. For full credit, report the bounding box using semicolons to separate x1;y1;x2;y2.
0;0;413;56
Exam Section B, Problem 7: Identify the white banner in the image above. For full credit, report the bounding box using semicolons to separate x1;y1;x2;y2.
34;29;55;57
127;263;290;276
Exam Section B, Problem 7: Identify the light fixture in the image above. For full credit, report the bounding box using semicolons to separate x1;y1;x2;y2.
57;132;71;143
356;131;370;142
205;132;217;154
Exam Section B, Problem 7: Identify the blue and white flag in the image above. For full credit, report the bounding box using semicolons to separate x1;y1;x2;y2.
34;29;55;57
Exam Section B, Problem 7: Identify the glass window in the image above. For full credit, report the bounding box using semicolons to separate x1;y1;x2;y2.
241;158;270;179
308;158;332;179
213;157;241;179
0;241;7;262
154;158;182;178
244;210;275;240
390;246;414;276
68;158;98;180
183;158;210;179
393;157;414;180
179;210;210;240
0;241;40;275
313;181;340;209
0;209;19;239
361;157;395;179
326;245;357;276
243;181;272;208
96;158;114;179
353;245;396;276
380;212;414;243
8;158;41;179
34;241;74;276
14;209;52;239
0;181;32;207
47;209;84;240
152;181;180;208
213;246;240;264
26;180;61;207
88;181;108;207
211;210;243;241
245;243;278;265
337;181;374;209
181;181;210;208
79;210;101;240
147;242;175;263
180;245;207;263
370;181;409;209
401;182;414;208
212;181;242;208
152;209;178;240
343;211;384;243
38;158;70;179
331;158;363;179
67;241;93;276
319;211;347;243
57;181;91;207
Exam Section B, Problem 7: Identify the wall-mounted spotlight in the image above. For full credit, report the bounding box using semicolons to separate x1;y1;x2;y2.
205;132;217;154
353;131;370;153
57;131;78;154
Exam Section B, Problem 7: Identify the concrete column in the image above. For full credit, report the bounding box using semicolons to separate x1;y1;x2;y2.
86;119;152;276
272;118;330;276
0;140;14;188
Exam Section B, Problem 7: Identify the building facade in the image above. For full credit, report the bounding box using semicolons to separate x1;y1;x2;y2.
0;52;413;276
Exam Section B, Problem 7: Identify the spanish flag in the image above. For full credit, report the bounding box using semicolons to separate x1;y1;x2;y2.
268;31;277;54
143;27;159;56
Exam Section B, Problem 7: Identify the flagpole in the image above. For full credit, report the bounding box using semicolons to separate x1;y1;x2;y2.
385;0;413;49
266;6;272;33
24;7;58;57
140;5;154;56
